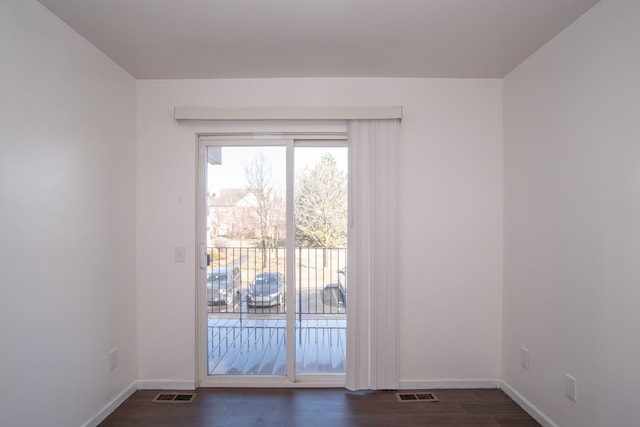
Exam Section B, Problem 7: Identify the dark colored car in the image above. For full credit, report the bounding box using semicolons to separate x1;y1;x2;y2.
323;267;347;308
247;272;285;308
207;266;241;308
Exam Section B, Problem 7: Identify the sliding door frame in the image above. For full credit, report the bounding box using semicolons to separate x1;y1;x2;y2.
196;132;348;388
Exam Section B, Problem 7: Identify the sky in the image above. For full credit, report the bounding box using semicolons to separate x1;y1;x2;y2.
207;146;347;195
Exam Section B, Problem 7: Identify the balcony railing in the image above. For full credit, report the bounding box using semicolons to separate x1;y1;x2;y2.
206;246;347;316
207;318;346;375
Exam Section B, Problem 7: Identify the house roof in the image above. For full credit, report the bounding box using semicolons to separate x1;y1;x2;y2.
209;189;249;208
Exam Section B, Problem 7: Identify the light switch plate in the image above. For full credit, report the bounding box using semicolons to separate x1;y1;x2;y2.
175;246;186;262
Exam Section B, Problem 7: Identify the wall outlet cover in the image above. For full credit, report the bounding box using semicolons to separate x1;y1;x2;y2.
565;374;577;402
109;348;118;371
520;347;529;369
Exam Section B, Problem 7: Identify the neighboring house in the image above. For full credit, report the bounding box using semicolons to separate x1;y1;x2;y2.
208;188;262;246
208;188;286;248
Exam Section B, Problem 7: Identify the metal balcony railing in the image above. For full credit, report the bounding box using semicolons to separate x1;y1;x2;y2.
206;246;347;316
207;318;347;375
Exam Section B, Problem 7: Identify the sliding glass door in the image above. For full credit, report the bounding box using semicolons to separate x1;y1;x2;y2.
197;136;347;386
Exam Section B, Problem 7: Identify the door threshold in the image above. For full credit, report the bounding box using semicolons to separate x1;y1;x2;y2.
199;374;345;388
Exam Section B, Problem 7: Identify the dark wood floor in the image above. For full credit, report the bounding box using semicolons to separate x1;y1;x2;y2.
99;388;540;427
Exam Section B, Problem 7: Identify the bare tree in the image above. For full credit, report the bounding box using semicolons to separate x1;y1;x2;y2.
244;154;285;260
295;153;347;265
230;203;252;247
269;192;286;248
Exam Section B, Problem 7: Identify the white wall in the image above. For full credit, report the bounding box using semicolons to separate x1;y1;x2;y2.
0;1;137;426
503;1;640;426
136;78;503;387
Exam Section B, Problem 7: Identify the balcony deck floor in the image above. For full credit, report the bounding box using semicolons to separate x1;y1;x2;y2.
207;317;346;376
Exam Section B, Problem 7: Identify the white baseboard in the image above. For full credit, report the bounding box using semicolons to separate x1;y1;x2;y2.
82;380;137;427
398;379;501;390
499;380;558;427
137;379;197;390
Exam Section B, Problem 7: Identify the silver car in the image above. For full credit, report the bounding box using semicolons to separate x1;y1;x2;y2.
247;272;285;308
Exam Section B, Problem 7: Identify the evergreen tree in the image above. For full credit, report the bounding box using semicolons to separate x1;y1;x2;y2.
295;153;347;248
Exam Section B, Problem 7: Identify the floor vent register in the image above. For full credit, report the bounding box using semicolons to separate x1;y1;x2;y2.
396;392;439;402
152;392;197;403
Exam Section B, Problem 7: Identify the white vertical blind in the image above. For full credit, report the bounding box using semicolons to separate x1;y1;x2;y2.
346;119;399;391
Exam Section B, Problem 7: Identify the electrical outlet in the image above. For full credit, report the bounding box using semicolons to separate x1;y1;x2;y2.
565;374;577;402
520;347;529;369
109;348;118;371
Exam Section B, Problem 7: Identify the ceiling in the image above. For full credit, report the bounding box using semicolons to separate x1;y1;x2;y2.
38;0;600;79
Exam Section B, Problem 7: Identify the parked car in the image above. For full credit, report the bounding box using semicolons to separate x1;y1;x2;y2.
247;272;285;308
323;267;347;308
207;266;241;308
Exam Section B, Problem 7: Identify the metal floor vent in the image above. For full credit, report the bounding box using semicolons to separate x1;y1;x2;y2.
396;392;438;402
152;392;197;403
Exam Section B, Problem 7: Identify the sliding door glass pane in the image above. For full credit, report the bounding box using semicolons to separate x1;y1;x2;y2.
294;147;348;374
206;146;287;376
